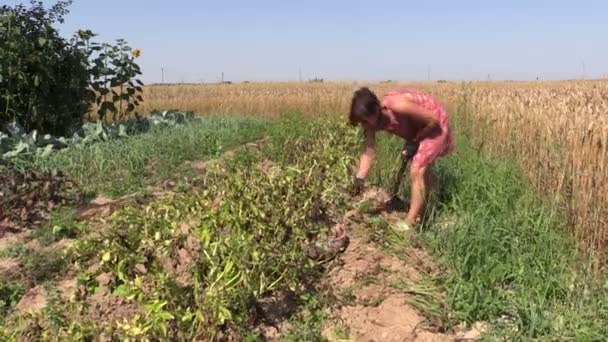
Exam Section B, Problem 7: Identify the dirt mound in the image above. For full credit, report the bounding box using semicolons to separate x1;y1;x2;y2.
57;277;78;300
0;231;30;251
254;289;299;339
15;285;47;314
87;291;140;324
79;193;147;219
320;229;447;341
328;294;441;342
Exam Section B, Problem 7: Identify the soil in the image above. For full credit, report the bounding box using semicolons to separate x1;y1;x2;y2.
1;166;77;234
56;277;78;300
321;187;485;342
255;289;300;338
174;247;196;287
19;271;141;324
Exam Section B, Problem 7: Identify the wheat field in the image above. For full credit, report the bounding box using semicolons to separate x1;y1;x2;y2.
140;80;608;257
138;82;469;117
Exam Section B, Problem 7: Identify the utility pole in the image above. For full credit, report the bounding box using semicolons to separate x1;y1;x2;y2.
299;68;302;82
161;68;164;84
581;60;586;79
221;72;224;83
427;65;431;81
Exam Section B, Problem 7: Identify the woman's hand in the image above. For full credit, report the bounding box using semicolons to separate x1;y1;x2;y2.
355;127;376;179
402;141;419;160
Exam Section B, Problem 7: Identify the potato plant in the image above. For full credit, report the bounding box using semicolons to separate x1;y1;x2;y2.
0;116;361;340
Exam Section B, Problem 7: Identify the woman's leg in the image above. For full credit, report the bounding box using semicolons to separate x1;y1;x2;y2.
406;164;429;225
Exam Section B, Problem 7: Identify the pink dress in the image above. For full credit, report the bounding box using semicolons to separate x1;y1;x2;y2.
379;87;455;170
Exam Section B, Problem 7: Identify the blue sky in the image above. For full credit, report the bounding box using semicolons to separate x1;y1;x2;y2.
26;0;608;83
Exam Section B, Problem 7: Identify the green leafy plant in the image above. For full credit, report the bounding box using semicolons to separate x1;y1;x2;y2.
0;282;24;320
0;110;201;162
0;1;144;136
0;1;91;135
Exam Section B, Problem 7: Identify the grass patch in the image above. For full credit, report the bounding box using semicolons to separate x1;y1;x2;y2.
0;243;29;259
389;279;451;330
25;249;68;284
419;137;608;339
24;116;272;197
331;323;351;340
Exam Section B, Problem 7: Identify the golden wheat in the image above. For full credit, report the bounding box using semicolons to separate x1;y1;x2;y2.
140;80;608;257
138;82;463;117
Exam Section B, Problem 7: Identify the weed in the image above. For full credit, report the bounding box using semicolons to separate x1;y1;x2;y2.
0;282;24;321
333;323;351;340
339;288;356;305
34;207;82;245
281;293;327;342
0;243;29;259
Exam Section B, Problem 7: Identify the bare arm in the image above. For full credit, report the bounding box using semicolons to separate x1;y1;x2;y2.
389;98;439;142
356;127;376;179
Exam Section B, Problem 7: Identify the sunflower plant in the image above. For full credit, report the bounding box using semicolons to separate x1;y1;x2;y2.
77;30;144;122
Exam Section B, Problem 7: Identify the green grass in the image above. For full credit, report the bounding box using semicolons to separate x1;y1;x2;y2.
426;139;608;340
23;116;272;197
0;243;30;259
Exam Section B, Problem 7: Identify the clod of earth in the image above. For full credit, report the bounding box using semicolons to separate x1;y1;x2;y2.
0;257;21;279
15;285;47;314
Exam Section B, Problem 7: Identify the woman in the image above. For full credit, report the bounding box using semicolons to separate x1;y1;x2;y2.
349;86;454;229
